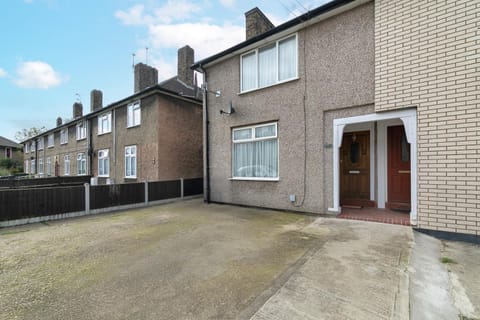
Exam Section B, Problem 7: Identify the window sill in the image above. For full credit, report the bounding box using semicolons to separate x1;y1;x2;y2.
127;124;140;129
97;132;111;136
76;137;87;141
229;177;279;182
47;146;54;149
98;175;109;178
238;77;299;95
60;142;68;145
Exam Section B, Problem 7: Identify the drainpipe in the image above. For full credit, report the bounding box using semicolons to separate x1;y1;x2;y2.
113;108;116;183
88;119;93;177
198;64;210;203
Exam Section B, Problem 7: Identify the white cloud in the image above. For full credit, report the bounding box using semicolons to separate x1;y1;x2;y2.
115;4;151;26
149;22;244;60
219;0;235;8
0;68;7;78
15;61;66;89
115;0;201;26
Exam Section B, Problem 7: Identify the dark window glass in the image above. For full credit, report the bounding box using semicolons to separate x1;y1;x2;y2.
401;129;410;162
350;142;360;163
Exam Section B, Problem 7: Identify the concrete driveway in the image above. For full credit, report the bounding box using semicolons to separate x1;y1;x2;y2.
0;199;413;320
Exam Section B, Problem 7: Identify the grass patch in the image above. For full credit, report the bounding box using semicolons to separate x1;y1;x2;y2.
440;256;456;264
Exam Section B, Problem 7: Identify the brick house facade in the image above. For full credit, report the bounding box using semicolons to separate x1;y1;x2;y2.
24;46;203;184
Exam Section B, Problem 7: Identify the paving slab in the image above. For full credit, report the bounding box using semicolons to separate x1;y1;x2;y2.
250;218;413;320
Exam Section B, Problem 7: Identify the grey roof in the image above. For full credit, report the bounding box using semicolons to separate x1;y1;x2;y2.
159;76;202;100
0;136;21;148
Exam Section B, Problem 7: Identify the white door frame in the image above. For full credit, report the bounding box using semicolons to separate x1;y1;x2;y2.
329;108;418;225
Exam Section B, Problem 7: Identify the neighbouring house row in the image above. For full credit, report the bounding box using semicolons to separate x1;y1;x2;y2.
0;136;22;166
23;46;203;185
192;0;479;237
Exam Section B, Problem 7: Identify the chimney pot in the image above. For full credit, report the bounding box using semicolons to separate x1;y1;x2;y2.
90;89;103;112
134;63;158;93
245;7;274;40
56;117;63;127
178;45;194;86
73;102;83;119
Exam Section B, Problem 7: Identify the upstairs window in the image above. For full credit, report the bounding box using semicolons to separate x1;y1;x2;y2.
24;143;29;153
48;134;54;148
38;137;44;150
241;34;297;92
30;141;35;152
60;129;68;144
127;101;141;127
76;121;87;140
98;112;112;135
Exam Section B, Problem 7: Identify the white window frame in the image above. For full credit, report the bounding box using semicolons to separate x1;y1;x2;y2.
64;155;70;176
46;157;51;176
38;158;44;175
76;121;87;140
37;137;44;150
60;128;68;145
48;134;54;148
124;145;137;178
30;141;35;152
31;159;36;174
240;34;298;93
98;149;109;177
24;143;29;153
231;122;279;181
77;153;87;176
25;160;29;174
98;112;112;135
127;101;141;128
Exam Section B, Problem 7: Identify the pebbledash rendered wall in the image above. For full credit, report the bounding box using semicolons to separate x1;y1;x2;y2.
206;2;374;213
375;0;480;235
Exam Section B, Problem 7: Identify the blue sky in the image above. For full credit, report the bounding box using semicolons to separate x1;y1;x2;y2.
0;0;329;141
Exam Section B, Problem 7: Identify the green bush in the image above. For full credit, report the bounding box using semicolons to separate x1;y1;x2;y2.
0;158;14;169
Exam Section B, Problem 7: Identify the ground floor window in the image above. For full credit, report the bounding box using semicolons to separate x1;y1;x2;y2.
232;122;278;179
64;155;70;176
46;157;51;176
31;159;36;174
25;160;29;174
77;153;86;175
98;149;109;177
125;145;136;178
38;159;44;175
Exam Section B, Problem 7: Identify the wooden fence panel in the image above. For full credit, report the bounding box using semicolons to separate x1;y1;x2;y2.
90;183;145;210
183;178;203;196
0;186;85;221
148;180;181;202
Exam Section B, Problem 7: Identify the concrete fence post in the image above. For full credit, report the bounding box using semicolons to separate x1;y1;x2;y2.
180;178;184;199
84;183;90;215
144;180;149;205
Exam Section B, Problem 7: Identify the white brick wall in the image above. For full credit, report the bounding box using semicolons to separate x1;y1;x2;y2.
375;0;480;235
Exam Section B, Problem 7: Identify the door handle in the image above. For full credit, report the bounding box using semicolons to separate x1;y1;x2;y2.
398;170;410;174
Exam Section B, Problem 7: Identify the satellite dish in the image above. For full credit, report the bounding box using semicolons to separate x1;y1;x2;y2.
220;101;235;115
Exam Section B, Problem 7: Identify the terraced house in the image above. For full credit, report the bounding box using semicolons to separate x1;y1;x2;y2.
24;46;203;184
193;0;479;237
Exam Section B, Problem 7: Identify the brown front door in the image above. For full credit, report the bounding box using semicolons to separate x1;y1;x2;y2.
340;131;373;207
387;125;411;210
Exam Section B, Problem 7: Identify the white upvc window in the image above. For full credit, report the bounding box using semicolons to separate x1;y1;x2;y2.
30;141;35;152
127;101;141;128
77;153;87;175
241;34;298;92
25;160;29;174
76;121;87;140
125;145;137;178
48;134;54;148
24;143;29;153
38;158;44;175
98;112;112;135
37;137;44;150
64;155;70;176
232;122;279;180
31;159;36;174
46;157;51;176
60;128;68;144
98;149;109;177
